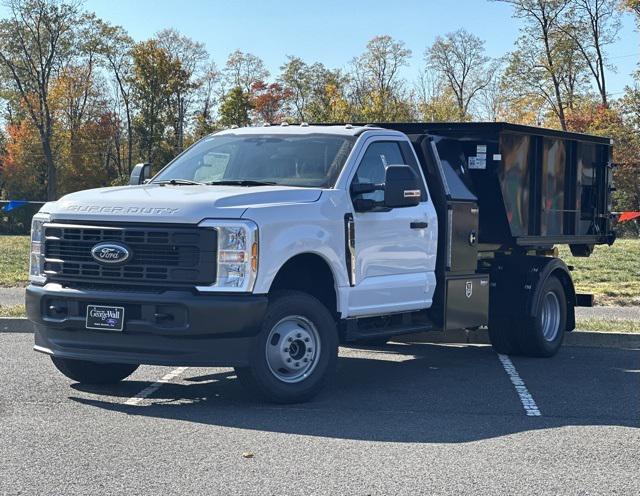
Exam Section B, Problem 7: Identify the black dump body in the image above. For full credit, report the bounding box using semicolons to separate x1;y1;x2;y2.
376;122;615;253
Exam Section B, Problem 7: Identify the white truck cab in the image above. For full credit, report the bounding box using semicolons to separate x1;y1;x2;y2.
26;123;615;402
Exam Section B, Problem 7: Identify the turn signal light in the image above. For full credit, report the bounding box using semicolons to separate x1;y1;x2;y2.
251;242;258;272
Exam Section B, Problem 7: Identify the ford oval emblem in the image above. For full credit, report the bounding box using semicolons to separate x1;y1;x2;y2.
90;242;131;265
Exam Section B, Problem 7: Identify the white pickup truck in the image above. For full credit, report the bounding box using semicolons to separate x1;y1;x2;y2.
26;123;615;402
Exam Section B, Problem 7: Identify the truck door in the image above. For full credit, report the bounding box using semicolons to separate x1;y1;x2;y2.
346;138;438;317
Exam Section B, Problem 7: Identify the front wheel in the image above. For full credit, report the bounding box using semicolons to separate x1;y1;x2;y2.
235;290;338;403
51;357;139;384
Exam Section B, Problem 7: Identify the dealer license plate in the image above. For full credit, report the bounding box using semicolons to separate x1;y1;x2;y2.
86;305;125;331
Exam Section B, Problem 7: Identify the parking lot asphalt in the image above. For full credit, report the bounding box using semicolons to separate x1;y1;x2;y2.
1;331;638;495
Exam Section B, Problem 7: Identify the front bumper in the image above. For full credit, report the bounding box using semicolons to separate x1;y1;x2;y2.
26;284;267;367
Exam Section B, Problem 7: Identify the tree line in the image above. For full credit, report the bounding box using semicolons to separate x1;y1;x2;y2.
0;0;638;232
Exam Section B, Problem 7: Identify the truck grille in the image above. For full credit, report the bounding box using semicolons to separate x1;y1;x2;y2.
43;223;217;287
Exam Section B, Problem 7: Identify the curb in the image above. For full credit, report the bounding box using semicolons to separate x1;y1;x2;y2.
0;317;32;333
567;330;640;348
1;317;639;349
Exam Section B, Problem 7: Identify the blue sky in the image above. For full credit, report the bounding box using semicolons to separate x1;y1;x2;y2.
83;0;638;96
4;0;640;95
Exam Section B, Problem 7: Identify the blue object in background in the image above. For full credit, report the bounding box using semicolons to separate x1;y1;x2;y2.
2;200;28;212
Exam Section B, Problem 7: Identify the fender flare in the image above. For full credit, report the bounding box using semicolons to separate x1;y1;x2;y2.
265;251;344;315
490;255;576;332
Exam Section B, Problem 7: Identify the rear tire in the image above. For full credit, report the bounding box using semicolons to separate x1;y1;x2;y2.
235;290;338;403
489;275;566;357
518;275;566;357
51;357;139;384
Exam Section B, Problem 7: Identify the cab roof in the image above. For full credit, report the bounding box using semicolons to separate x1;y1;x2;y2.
214;124;404;138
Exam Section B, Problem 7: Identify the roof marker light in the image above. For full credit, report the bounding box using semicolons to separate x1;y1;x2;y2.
281;122;289;127
300;122;309;127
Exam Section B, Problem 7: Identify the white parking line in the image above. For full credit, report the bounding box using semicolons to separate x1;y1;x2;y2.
125;367;189;406
496;354;541;417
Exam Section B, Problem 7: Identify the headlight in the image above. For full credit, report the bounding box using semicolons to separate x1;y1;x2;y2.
198;220;258;292
29;212;50;284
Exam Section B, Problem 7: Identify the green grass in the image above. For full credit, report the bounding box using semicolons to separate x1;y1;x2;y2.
575;318;640;333
0;235;638;306
0;304;25;317
558;239;640;306
0;236;30;287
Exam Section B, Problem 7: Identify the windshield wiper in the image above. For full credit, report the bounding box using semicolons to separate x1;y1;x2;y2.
207;180;278;187
155;178;278;187
155;179;205;186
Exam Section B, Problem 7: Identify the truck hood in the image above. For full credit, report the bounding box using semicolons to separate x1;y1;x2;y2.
43;184;323;224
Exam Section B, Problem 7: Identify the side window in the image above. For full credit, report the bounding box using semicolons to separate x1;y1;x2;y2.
353;141;406;202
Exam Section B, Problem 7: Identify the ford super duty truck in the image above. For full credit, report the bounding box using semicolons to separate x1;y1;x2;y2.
26;122;616;402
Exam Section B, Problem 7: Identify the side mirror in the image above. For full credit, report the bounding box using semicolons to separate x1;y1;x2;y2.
129;163;153;185
350;182;378;196
383;165;421;209
350;181;382;212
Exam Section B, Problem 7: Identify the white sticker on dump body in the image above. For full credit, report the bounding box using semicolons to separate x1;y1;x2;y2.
468;155;486;170
468;144;488;170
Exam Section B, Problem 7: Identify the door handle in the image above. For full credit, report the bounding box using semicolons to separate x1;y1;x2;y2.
410;221;428;229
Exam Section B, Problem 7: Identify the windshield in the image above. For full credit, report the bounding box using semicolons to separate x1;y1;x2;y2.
153;133;356;188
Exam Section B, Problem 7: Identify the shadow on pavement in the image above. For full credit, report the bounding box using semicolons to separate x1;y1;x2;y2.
69;341;640;443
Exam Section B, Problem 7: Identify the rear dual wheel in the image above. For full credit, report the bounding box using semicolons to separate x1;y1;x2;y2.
489;275;566;357
519;276;567;357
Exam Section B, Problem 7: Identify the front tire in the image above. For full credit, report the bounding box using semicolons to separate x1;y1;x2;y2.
51;357;139;384
235;290;338;403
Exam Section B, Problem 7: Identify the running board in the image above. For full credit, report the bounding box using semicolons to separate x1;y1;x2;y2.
343;311;435;343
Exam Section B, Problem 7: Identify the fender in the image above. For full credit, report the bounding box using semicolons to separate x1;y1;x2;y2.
255;228;347;291
246;192;351;302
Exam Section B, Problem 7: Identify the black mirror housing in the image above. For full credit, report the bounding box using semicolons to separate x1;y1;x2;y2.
350;182;378;196
384;165;421;209
129;163;153;185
